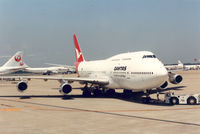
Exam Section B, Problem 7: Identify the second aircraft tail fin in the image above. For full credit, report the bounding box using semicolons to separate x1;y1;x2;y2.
2;51;27;68
178;60;183;66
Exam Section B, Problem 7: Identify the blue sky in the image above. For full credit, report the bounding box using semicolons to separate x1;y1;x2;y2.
0;0;200;66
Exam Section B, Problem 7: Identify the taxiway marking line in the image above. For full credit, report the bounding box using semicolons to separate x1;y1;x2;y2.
0;108;21;111
23;106;200;112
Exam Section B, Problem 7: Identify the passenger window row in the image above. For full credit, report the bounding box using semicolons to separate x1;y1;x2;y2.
131;72;153;74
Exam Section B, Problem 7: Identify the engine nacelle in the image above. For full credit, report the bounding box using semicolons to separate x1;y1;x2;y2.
59;83;72;94
17;81;28;92
168;73;183;84
160;81;168;88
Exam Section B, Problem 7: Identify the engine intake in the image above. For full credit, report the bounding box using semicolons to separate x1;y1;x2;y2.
59;83;72;94
168;73;183;84
17;81;28;92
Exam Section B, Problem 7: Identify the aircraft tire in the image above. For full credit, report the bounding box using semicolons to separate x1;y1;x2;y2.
187;97;197;105
142;97;151;104
82;90;91;97
170;97;179;105
93;89;102;97
123;89;132;97
105;89;115;96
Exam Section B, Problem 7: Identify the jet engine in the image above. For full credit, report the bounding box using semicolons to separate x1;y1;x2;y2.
59;83;72;94
17;81;28;92
168;72;183;84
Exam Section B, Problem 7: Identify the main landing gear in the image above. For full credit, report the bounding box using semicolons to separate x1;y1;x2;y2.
82;85;92;97
81;84;116;97
82;88;92;97
105;89;115;96
123;89;133;97
81;85;154;104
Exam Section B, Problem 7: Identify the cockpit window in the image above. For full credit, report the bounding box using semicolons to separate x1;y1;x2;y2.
143;55;156;58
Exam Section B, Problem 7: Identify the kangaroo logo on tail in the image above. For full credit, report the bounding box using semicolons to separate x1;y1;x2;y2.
73;34;84;63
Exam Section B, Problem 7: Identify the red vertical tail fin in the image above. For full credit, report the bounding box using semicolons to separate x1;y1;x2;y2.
73;34;85;75
73;34;84;63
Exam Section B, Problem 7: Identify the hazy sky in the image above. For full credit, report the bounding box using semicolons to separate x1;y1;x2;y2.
0;0;200;67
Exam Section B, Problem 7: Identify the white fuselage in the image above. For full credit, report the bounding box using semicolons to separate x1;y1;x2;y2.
0;67;22;75
165;65;183;70
77;51;168;92
184;64;200;70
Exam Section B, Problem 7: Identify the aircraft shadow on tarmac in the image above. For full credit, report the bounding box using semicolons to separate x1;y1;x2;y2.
0;86;186;106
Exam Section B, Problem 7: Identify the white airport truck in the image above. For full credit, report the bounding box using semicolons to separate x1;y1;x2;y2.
164;92;200;105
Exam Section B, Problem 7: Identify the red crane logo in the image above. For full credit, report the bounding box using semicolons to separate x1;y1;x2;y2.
20;62;24;66
14;55;21;62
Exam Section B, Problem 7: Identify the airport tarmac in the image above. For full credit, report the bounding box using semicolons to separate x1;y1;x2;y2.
0;71;200;134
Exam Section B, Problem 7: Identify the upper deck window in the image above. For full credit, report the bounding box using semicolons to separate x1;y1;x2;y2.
143;55;156;58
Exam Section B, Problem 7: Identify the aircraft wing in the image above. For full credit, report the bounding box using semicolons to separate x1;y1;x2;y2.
45;63;75;68
1;76;109;85
166;69;184;72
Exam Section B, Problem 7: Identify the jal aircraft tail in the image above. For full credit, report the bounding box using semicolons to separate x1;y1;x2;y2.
2;51;27;68
178;60;183;66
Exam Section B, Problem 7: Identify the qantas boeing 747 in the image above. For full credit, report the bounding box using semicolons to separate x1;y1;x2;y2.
3;34;182;101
